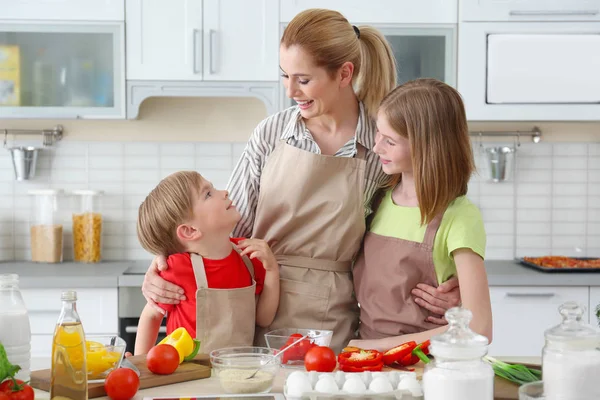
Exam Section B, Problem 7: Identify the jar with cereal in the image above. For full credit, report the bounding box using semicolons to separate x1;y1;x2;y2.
28;189;64;263
71;190;103;263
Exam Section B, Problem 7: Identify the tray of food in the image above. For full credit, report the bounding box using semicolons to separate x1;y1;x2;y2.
518;256;600;273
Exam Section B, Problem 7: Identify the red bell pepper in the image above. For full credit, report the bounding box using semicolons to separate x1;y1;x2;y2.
339;363;384;372
382;341;417;365
397;340;431;366
337;349;384;372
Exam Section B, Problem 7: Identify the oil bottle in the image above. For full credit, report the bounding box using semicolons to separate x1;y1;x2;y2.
50;290;87;400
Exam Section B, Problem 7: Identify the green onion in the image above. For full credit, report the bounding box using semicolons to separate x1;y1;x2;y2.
483;356;542;385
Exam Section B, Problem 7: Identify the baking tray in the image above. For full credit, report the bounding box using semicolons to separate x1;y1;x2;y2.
517;257;600;273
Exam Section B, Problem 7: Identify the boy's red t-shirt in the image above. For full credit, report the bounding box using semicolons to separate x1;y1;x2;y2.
157;238;266;337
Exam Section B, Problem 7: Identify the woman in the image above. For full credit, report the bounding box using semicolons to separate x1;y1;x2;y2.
141;9;460;352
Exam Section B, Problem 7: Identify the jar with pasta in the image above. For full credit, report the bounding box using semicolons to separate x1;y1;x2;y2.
29;189;64;263
71;190;103;263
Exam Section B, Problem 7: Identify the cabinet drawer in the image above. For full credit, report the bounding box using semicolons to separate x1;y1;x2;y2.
22;288;118;335
488;286;589;357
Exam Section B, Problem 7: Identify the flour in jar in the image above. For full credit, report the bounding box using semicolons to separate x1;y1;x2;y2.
423;367;494;400
218;369;274;394
544;352;600;400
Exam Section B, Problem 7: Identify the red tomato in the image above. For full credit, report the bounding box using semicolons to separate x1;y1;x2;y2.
0;380;34;400
304;346;337;372
104;368;140;400
147;344;180;375
0;392;8;400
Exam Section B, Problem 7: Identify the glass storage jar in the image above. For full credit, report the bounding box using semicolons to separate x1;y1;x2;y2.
71;190;103;263
28;189;63;263
422;307;494;400
542;302;600;400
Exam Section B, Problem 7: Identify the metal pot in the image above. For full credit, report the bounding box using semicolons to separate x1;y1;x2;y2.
8;146;39;181
484;146;515;183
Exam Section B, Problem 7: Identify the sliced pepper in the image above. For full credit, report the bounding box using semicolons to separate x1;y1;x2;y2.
398;340;431;366
382;341;417;366
339;362;384;372
338;349;383;368
341;346;362;353
158;327;200;364
399;352;419;366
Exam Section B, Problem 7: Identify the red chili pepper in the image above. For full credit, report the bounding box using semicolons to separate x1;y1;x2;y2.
339;362;384;372
382;341;417;366
338;349;383;368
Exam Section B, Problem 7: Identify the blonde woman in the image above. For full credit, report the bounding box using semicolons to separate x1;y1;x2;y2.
350;79;493;352
141;9;461;352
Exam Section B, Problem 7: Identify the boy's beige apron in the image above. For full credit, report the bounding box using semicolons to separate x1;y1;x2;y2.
191;245;256;354
353;193;445;339
251;124;367;352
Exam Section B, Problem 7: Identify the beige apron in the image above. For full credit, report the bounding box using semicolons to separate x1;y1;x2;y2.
191;245;256;354
251;122;367;353
353;192;445;339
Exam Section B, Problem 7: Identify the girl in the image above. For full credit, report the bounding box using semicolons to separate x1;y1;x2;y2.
349;78;493;351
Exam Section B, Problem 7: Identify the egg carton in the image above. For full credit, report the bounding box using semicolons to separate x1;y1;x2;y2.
284;370;424;400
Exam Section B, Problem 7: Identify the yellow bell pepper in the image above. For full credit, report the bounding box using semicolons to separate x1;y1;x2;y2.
158;327;201;363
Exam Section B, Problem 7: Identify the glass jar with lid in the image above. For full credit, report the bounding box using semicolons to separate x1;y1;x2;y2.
542;301;600;400
422;307;494;400
28;189;64;263
71;190;103;263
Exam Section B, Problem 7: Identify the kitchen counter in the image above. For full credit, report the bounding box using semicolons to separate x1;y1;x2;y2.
31;356;541;400
3;259;600;289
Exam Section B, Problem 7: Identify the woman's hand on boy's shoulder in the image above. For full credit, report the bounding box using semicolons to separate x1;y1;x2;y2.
237;238;278;272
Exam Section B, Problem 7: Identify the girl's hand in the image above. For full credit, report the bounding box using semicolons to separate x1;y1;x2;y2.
411;277;461;325
237;239;278;271
142;255;186;314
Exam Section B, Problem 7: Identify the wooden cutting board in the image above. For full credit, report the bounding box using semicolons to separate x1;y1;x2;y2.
30;353;212;398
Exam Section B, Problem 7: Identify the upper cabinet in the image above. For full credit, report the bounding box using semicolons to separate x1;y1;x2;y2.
0;0;124;21
0;2;125;119
461;0;600;21
126;0;279;82
280;0;458;24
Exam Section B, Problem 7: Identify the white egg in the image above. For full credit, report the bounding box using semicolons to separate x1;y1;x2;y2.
369;376;394;393
334;370;346;387
315;376;339;393
286;371;313;397
342;377;367;394
397;375;423;397
307;370;319;387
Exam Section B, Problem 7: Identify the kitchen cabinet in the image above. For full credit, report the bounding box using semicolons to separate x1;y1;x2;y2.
21;288;118;358
591;287;600;328
0;0;124;21
458;21;600;121
460;0;600;22
280;0;458;24
126;0;279;81
0;21;125;119
487;286;589;357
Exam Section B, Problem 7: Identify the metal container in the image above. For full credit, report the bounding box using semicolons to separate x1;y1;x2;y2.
484;146;515;182
8;146;39;181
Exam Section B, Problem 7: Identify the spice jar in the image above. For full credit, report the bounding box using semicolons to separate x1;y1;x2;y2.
542;302;600;400
71;190;103;263
28;189;63;263
422;307;494;400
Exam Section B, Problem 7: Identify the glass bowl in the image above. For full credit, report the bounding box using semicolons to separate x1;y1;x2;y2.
210;347;280;394
264;328;333;368
85;335;126;382
519;381;545;400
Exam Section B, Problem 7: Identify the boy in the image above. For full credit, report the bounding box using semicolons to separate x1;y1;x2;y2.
134;171;280;354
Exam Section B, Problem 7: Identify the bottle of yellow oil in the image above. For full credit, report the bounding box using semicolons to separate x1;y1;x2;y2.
50;290;87;400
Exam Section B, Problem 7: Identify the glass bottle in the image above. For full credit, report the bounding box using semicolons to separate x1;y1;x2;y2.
0;274;31;381
50;290;87;400
542;301;600;400
422;307;494;400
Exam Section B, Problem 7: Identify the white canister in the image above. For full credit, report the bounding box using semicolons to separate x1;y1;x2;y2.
423;307;494;400
542;302;600;400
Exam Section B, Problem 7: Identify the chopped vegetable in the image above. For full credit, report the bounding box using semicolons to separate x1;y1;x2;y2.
157;327;200;364
382;341;417;365
338;349;384;372
484;356;542;385
341;346;362;353
0;343;19;382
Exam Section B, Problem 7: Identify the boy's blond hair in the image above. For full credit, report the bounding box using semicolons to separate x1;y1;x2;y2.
137;171;204;256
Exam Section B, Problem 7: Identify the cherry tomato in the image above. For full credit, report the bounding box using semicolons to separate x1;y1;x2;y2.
104;367;140;400
0;380;34;400
304;346;337;372
147;343;180;375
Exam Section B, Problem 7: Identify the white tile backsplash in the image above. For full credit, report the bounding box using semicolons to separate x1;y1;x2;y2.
0;140;598;261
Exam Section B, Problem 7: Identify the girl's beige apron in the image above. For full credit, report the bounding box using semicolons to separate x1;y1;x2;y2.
191;245;256;354
252;121;367;352
353;194;445;339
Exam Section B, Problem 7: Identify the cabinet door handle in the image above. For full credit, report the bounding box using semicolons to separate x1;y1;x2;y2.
125;326;167;333
193;29;202;74
509;10;599;16
209;29;218;74
505;292;556;298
